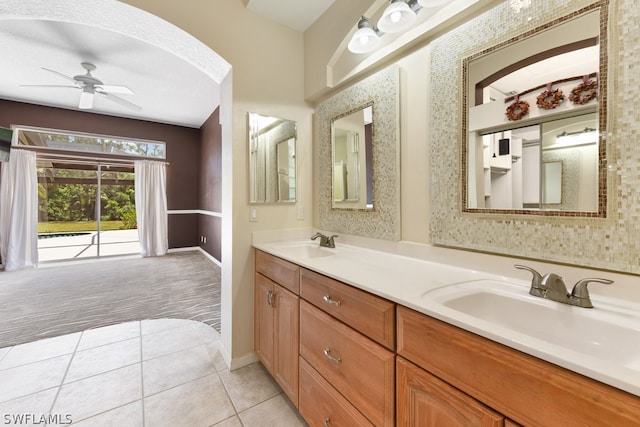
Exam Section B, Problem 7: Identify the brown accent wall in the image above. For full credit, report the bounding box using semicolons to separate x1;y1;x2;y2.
169;213;199;248
199;215;221;261
198;107;222;261
0;99;201;249
200;107;222;212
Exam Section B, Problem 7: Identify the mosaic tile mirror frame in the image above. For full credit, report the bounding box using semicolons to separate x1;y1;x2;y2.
429;0;640;274
316;66;401;241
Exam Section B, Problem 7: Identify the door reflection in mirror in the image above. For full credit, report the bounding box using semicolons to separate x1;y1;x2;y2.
477;112;597;211
332;105;374;209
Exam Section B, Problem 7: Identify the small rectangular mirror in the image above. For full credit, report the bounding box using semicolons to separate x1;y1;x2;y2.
248;113;297;203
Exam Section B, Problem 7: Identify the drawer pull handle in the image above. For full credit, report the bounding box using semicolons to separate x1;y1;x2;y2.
323;348;341;364
322;295;341;307
324;419;330;427
267;290;274;307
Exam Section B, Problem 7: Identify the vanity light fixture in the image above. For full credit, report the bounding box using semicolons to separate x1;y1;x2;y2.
348;16;383;54
348;0;426;54
555;127;597;147
378;0;418;33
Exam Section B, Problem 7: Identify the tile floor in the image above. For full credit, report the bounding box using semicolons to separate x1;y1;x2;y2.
0;319;306;426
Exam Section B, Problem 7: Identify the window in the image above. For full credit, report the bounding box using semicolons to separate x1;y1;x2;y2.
14;126;165;159
11;125;165;262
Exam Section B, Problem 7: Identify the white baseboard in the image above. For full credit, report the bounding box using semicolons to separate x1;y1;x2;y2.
168;246;221;267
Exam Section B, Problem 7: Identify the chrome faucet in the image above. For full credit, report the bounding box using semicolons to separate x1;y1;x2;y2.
514;264;613;308
540;273;570;304
311;232;338;248
514;264;545;297
568;277;614;308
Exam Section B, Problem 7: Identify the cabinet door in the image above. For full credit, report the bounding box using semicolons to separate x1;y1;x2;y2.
397;357;504;427
273;284;299;407
254;273;275;374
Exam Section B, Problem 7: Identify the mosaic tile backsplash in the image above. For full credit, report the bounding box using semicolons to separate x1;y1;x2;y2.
430;0;640;274
316;66;400;241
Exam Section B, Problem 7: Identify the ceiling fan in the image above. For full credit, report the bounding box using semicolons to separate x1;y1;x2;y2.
22;62;141;111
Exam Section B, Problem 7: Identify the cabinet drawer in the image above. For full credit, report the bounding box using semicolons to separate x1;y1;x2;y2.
397;357;503;426
255;249;299;294
397;306;640;426
299;357;374;427
300;300;395;427
300;268;395;350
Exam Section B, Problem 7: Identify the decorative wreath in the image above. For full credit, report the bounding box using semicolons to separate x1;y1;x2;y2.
505;99;530;121
536;88;565;110
569;79;598;105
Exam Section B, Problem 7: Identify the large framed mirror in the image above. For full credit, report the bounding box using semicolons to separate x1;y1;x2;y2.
331;103;374;210
248;113;297;203
428;0;636;272
463;6;605;217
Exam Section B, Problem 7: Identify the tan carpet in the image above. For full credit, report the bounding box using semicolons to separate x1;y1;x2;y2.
0;251;221;348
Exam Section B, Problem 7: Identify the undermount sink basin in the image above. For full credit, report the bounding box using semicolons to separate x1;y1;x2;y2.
268;241;337;259
424;280;640;370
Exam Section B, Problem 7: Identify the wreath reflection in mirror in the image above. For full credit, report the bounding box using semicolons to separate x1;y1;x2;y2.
506;95;530;121
537;83;565;109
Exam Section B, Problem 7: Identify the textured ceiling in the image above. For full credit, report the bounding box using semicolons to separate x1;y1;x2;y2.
0;0;353;128
247;0;336;31
0;0;231;129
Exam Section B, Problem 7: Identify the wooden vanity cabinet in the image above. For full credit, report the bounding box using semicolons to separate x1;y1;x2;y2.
254;250;299;407
397;306;640;426
255;250;640;426
299;268;396;427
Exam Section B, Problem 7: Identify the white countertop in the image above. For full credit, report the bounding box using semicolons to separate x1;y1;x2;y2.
253;234;640;398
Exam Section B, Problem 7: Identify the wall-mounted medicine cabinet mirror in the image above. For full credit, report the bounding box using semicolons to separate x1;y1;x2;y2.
248;112;297;204
331;104;374;210
463;8;605;216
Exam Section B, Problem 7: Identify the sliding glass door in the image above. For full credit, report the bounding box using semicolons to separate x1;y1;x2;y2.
37;160;139;262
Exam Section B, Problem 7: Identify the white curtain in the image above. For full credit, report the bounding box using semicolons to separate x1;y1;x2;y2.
0;149;39;271
135;160;168;257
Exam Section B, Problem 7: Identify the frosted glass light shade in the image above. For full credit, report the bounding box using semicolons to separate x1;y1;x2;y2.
377;1;416;33
348;26;382;53
417;0;448;7
79;90;94;109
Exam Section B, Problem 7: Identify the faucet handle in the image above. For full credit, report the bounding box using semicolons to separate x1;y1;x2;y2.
570;278;614;308
326;235;338;248
514;264;545;297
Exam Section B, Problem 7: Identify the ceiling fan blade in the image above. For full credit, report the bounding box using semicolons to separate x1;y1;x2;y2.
42;67;78;85
79;91;94;109
99;92;141;111
96;85;133;95
20;84;79;89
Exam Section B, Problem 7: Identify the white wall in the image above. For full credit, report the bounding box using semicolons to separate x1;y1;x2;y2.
121;0;314;367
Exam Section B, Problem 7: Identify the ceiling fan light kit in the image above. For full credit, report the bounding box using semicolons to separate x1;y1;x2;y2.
21;62;139;111
79;89;94;110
